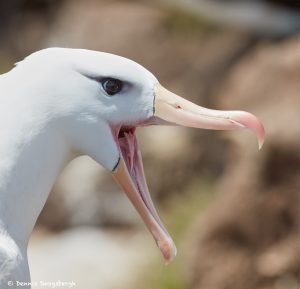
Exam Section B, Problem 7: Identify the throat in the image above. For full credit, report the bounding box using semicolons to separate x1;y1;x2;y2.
118;126;136;138
0;123;69;246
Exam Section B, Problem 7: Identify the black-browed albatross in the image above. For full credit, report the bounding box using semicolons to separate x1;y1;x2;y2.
0;48;265;288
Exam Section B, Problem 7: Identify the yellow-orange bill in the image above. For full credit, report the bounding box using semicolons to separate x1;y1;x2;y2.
154;84;265;149
112;156;177;263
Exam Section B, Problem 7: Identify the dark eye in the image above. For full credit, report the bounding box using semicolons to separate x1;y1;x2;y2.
102;78;123;96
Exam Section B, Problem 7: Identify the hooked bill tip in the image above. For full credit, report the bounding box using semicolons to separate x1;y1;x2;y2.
232;111;265;151
258;132;265;150
255;118;265;150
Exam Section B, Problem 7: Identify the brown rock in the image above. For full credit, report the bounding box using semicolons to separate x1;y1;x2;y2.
188;37;300;289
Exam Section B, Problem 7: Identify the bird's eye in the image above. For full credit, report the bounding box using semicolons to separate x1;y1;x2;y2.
102;78;123;96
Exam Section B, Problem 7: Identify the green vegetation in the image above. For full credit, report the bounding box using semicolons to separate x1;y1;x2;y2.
138;178;216;289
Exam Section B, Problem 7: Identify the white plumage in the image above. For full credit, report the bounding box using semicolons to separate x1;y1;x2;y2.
0;48;264;288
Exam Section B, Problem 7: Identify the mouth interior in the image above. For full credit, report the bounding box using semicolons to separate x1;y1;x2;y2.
117;126;167;231
115;126;176;262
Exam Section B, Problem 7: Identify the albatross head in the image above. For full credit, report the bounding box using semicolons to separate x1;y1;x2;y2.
16;48;265;263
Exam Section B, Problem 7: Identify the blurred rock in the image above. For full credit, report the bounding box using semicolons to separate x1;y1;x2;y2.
0;0;63;55
187;37;300;289
171;0;300;38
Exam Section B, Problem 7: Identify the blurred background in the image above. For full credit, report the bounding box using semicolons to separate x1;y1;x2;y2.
1;0;300;288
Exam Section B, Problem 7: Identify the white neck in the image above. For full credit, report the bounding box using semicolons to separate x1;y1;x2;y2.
0;71;71;247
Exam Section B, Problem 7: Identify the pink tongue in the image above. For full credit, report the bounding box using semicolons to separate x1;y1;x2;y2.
118;131;177;262
118;132;170;236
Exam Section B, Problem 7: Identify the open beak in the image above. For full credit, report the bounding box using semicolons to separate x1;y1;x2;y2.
111;84;265;263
